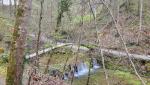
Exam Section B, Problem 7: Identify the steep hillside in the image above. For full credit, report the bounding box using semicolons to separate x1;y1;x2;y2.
0;0;150;55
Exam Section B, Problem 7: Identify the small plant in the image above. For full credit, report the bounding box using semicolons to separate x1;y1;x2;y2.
0;52;9;64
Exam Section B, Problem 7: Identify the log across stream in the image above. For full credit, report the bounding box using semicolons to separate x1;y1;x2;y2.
26;42;150;61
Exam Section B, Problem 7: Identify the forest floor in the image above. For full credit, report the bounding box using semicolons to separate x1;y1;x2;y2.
0;52;150;85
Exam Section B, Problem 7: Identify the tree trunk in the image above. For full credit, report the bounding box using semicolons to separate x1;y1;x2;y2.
137;0;143;44
138;0;140;16
56;11;63;28
1;0;4;11
6;0;32;85
14;0;17;16
44;53;52;74
9;0;12;16
35;0;44;67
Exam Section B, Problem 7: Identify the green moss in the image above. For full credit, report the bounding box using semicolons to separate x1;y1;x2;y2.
81;44;97;49
71;70;150;85
73;15;93;23
114;70;150;85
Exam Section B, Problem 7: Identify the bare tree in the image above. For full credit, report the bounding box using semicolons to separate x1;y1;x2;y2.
137;0;143;44
35;0;44;67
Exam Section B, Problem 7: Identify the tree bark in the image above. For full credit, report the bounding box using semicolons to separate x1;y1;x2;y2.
6;0;32;85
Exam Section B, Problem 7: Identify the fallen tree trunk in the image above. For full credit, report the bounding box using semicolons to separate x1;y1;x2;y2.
26;42;150;61
101;48;150;61
26;43;72;59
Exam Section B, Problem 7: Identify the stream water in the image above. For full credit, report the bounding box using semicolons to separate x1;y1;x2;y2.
63;58;101;80
74;62;89;77
92;58;100;69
